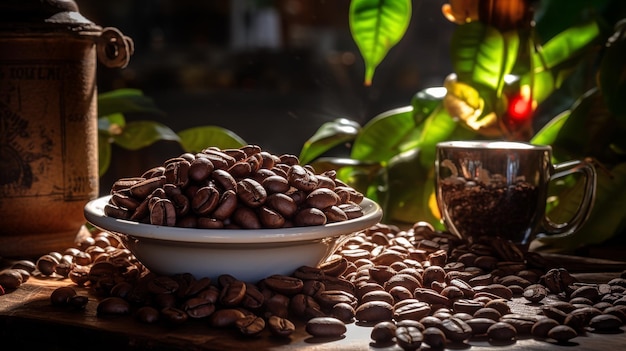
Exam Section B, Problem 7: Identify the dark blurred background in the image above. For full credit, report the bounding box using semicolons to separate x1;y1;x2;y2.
77;0;454;192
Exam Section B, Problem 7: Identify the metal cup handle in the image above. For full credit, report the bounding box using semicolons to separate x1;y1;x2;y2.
541;159;597;237
97;27;134;69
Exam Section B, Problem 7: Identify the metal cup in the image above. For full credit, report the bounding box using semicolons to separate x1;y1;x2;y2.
435;141;596;244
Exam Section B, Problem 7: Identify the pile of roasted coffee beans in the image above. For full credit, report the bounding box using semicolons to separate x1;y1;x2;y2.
2;221;626;349
104;145;365;229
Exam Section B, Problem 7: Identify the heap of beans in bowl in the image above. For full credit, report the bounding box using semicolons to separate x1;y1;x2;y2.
104;145;365;229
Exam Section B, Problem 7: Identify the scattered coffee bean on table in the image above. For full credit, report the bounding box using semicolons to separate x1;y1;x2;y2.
2;201;626;349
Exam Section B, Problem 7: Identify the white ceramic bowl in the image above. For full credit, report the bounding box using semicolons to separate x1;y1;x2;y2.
84;196;382;283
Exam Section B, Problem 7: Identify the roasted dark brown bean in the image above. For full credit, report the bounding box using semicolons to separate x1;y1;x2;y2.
237;178;267;207
547;325;577;343
355;301;394;323
219;280;247;306
149;198;176;226
262;175;290;194
466;317;496;335
423;327;446;349
232;206;262;229
161;306;189;325
331;302;355;323
305;317;347;338
487;321;517;341
236;315;266;336
191;186;220;215
393;299;431;321
531;318;560;338
588;314;623;331
258;206;285;228
263;275;304;295
50;286;77;306
268;315;296;337
440;317;472;342
97;297;130;316
209;308;246;328
371;321;397;343
294;207;327;226
135;306;160;324
395;325;423;351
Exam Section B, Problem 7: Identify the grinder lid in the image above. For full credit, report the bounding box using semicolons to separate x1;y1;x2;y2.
0;0;101;33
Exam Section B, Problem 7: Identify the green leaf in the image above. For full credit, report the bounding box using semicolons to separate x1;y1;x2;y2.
530;109;570;146
598;19;626;117
98;132;112;177
520;21;600;104
382;147;438;225
98;113;126;136
411;87;447;126
309;157;382;198
112;121;180;150
98;88;165;117
417;105;476;168
299;118;361;165
533;0;611;42
350;106;416;163
349;0;412;86
550;88;618;162
451;22;519;94
178;126;246;153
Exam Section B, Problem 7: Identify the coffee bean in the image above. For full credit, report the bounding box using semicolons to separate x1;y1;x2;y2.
161;306;189;325
423;327;446;349
97;297;130;316
440;317;472;342
473;307;502;321
236;315;266;336
331;302;355;323
588;314;623;332
604;306;626;323
355;301;394;323
473;284;512;300
395;325;423;351
306;188;340;209
305;317;346;338
36;254;59;276
523;284;547;303
267;315;295;337
466;317;496;335
570;285;600;302
294;207;327;226
209;308;246;328
370;321;397;343
361;290;394;305
453;299;484;315
484;299;511;316
547;325;577;343
50;286;77;306
499;314;539;335
191;186;220;215
147;276;179;294
531;318;560;338
487;321;517;341
181;297;216;318
413;288;450;307
393;299;431;321
0;269;23;289
316;289;357;309
135;306;160;324
263;275;303;295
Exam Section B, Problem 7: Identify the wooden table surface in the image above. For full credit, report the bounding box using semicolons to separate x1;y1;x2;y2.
2;254;626;351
